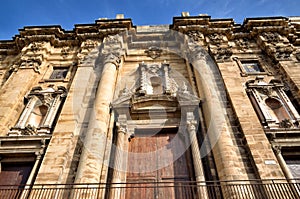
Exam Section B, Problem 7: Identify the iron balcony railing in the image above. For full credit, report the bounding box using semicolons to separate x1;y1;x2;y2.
0;179;299;199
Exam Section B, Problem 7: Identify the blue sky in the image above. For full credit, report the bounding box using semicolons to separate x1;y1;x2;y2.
0;0;299;40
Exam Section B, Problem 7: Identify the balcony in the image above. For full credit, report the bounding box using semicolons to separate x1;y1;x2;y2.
0;179;299;199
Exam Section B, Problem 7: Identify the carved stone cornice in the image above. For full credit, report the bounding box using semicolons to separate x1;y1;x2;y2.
258;32;294;61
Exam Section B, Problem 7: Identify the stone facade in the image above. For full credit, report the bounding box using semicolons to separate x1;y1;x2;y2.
0;13;299;198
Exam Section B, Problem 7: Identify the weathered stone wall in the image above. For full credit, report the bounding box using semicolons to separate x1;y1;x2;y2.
0;15;299;197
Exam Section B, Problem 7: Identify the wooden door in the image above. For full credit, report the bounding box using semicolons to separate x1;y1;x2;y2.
125;129;197;199
0;163;33;198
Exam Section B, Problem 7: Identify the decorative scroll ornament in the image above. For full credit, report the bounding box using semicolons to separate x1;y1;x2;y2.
187;31;204;42
187;119;197;132
208;33;226;45
188;44;208;63
279;119;293;128
19;56;43;73
81;39;99;49
210;46;233;62
101;35;124;66
25;42;45;53
61;46;71;58
261;32;281;44
145;46;162;59
236;38;251;51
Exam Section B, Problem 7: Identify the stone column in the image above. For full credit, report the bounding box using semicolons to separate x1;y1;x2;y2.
21;150;44;199
74;35;124;198
109;114;129;199
273;146;295;182
186;112;209;199
186;44;253;198
272;145;300;197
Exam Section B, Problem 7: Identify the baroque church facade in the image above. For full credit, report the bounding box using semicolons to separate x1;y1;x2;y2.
0;13;299;198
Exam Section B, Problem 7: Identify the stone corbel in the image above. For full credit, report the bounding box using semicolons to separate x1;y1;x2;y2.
209;46;233;62
235;38;251;51
61;46;71;58
207;33;227;46
187;31;204;43
18;55;43;73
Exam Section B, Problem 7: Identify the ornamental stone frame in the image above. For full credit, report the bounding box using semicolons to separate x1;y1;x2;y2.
8;85;67;136
246;76;300;129
111;63;208;199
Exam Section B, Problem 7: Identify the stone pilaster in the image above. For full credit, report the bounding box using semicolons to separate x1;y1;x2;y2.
109;115;129;199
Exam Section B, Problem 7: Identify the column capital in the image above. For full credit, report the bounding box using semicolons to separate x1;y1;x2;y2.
116;122;127;134
272;145;282;155
186;112;198;132
116;114;127;134
101;35;125;67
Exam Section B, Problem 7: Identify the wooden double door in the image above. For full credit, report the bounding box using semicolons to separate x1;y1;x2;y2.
125;129;197;199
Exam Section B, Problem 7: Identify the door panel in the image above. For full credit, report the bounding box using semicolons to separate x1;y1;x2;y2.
126;130;196;199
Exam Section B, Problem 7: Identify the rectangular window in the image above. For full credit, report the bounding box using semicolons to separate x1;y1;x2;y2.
241;60;264;73
234;57;271;76
49;67;69;80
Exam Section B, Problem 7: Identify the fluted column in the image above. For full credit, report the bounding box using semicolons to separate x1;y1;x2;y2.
75;35;124;198
186;112;209;199
109;114;129;199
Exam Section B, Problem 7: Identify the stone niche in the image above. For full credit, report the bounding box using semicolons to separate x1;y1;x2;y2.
246;76;300;129
8;85;67;136
136;62;175;96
